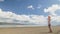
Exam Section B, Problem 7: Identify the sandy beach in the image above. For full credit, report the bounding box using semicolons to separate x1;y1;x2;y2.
0;26;60;34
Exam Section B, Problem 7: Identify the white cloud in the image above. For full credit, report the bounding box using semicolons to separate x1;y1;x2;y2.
0;7;60;26
27;5;34;10
0;0;4;2
0;8;48;25
44;4;60;16
29;15;47;25
44;4;60;26
37;5;41;9
51;16;60;22
27;5;42;10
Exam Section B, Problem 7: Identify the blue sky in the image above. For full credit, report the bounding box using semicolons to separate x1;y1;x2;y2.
0;0;59;15
0;0;60;26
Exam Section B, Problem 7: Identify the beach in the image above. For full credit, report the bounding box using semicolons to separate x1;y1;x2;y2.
0;26;60;34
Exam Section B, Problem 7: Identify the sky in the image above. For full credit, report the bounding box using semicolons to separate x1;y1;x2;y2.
0;0;60;26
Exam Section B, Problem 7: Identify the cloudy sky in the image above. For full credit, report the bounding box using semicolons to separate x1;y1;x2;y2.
0;0;60;26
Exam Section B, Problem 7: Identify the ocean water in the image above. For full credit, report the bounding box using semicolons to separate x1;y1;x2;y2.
0;25;43;27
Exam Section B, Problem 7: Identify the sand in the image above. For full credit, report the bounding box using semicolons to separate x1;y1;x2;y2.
0;26;60;34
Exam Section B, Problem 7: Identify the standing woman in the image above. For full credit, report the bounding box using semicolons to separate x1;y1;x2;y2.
48;16;53;33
